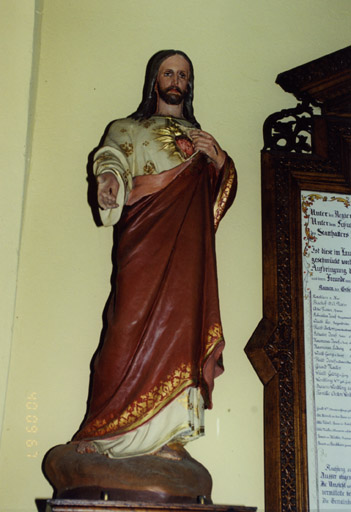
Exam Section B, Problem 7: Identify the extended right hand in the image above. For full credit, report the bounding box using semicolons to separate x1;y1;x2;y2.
97;172;120;210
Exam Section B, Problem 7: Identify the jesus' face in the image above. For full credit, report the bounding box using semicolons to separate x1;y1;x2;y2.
156;54;190;106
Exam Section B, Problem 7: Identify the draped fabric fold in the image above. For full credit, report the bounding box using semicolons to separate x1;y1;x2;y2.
74;153;237;443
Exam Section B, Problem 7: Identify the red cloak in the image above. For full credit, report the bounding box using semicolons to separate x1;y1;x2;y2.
74;153;237;441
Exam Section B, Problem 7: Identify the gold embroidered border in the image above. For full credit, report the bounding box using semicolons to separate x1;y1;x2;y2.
213;160;236;231
203;323;224;361
82;362;193;438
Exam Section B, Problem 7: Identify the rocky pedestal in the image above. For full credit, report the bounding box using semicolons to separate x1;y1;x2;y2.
44;442;213;503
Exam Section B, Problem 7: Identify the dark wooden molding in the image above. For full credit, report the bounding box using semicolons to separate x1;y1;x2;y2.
276;46;351;113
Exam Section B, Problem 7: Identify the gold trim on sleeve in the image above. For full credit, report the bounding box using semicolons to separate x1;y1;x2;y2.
213;160;236;231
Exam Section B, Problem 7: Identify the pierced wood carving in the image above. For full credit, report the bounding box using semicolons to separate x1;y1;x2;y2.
263;102;313;153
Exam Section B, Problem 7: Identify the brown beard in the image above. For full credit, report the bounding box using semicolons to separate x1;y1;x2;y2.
158;85;186;105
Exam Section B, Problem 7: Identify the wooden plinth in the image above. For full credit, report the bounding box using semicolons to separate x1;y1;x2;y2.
46;499;257;512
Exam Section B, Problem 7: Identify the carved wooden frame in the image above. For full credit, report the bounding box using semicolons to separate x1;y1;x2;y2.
245;46;351;512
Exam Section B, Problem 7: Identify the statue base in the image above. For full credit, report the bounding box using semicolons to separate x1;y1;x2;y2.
46;499;257;512
43;442;213;504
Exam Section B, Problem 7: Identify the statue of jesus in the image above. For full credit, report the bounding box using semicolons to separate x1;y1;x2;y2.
73;49;237;463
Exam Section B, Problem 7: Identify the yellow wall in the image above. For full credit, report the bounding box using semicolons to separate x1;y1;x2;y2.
0;0;36;450
1;1;351;511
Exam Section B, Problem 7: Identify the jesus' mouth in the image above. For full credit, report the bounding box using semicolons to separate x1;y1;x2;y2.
167;86;181;94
